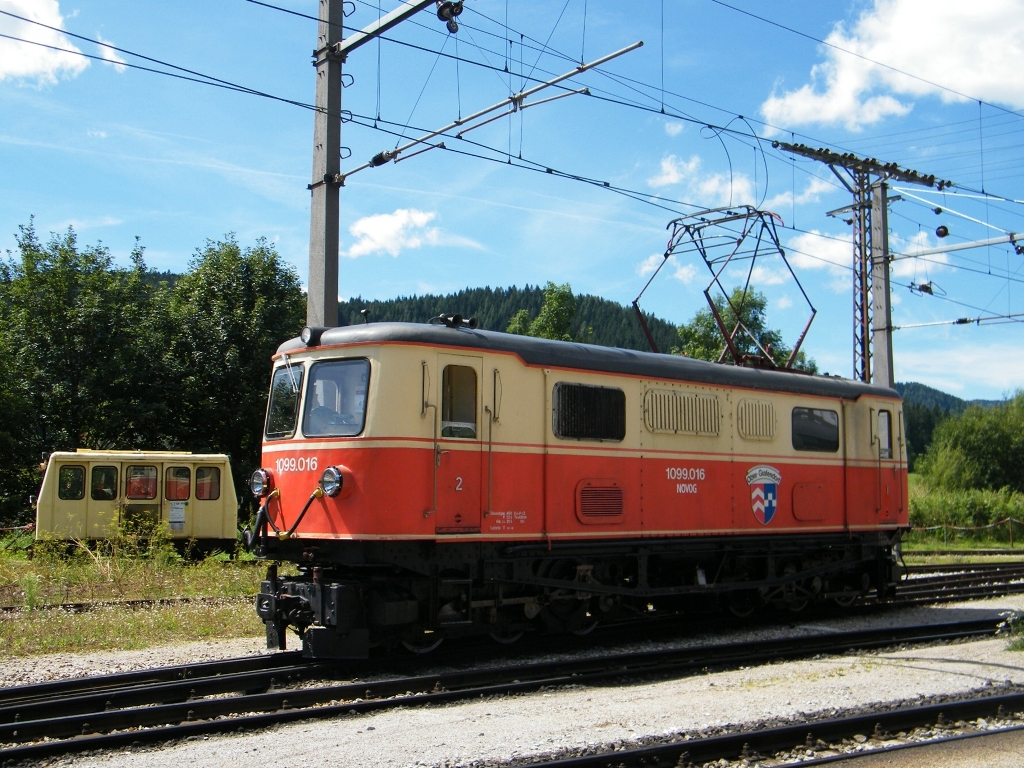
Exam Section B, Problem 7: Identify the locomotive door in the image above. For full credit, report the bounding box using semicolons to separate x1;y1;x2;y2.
435;354;483;533
874;408;898;522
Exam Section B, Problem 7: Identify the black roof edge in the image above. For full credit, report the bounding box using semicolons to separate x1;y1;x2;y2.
277;323;898;401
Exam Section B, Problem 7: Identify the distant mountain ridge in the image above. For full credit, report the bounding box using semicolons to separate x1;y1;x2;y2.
894;381;1005;411
338;285;680;353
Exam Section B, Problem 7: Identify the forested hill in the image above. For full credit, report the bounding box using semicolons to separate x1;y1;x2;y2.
338;286;680;353
895;381;1004;411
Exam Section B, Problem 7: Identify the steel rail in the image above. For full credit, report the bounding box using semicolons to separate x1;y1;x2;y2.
0;619;1004;761
518;693;1024;767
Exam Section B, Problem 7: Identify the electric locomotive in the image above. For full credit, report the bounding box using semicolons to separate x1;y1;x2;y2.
246;320;907;658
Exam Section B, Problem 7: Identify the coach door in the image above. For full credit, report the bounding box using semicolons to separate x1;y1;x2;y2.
435;354;484;533
86;462;121;538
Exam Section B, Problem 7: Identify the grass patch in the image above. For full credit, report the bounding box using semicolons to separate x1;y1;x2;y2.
1008;613;1024;652
0;599;264;656
0;527;270;655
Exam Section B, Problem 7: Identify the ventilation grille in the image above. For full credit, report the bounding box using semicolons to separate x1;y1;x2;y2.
576;481;624;524
737;399;776;441
644;390;720;436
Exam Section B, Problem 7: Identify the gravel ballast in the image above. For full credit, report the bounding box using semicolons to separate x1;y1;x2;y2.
32;594;1024;768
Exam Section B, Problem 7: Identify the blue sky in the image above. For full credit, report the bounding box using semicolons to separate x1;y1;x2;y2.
3;0;1024;399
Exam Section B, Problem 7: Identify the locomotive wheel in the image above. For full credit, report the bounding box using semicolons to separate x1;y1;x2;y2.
833;591;858;607
570;615;598;636
401;632;444;654
488;629;525;645
780;561;808;613
727;591;760;618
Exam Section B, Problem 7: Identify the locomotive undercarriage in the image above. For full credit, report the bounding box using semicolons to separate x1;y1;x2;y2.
254;530;904;658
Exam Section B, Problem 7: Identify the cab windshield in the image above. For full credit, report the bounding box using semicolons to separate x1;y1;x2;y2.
302;359;370;437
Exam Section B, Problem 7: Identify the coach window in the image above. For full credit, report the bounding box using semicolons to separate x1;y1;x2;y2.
877;410;893;460
166;467;190;501
126;466;158;500
58;466;86;500
441;365;477;438
791;407;840;452
265;364;304;440
553;383;626;442
91;466;118;500
196;467;221;500
302;359;371;437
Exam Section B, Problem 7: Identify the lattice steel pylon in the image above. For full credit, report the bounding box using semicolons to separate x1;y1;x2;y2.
772;142;951;387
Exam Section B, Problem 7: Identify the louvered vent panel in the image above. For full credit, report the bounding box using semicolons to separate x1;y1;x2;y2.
644;390;720;436
737;399;776;441
578;486;624;517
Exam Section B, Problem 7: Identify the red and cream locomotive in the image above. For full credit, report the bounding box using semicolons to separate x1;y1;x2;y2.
246;319;907;657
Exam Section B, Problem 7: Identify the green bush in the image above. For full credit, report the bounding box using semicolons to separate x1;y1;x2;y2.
909;484;1024;545
917;392;1024;492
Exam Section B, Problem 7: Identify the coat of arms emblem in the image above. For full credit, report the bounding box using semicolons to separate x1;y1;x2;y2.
746;465;782;525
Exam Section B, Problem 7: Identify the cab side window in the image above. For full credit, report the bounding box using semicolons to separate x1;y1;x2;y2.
166;467;190;500
877;410;893;460
196;467;221;500
265;365;304;440
441;365;477;438
58;466;85;500
91;466;118;500
792;407;840;452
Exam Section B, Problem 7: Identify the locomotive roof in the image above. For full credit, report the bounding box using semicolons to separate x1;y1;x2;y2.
276;323;898;401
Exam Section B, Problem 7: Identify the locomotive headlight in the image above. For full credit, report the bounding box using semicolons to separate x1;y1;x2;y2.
250;468;271;497
320;466;343;497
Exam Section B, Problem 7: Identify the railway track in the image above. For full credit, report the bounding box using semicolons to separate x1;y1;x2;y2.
520;691;1024;767
0;560;1019;761
0;617;1009;762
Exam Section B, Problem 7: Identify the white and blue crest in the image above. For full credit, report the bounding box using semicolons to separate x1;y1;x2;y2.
745;465;782;525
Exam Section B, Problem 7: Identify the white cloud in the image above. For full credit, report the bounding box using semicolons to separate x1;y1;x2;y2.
637;253;665;276
647;154;700;188
727;261;789;287
637;253;699;285
647;153;758;208
96;34;126;73
0;0;88;84
673;262;698;285
664;122;684;137
345;208;481;258
787;229;852;292
86;129;107;139
763;176;837;212
776;295;793;310
761;0;1024;132
889;230;949;278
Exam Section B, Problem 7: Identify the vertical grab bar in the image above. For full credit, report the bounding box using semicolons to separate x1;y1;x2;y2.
422;361;438;518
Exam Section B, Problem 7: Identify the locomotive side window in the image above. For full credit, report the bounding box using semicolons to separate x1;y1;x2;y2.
91;466;118;500
166;467;190;500
126;466;158;500
302;359;370;437
265;365;304;439
553;383;626;442
58;465;85;500
877;410;893;460
196;467;221;500
441;365;477;438
791;407;839;452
